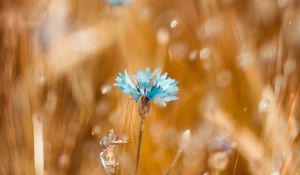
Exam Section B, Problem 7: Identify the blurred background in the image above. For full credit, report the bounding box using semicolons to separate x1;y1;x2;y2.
0;0;300;174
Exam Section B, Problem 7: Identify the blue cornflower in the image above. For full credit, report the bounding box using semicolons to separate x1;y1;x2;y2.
114;68;179;115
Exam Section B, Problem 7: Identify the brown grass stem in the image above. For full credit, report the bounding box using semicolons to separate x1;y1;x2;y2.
135;117;145;174
164;147;183;175
233;151;239;175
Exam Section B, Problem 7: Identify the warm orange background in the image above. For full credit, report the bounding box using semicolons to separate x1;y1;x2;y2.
0;0;300;175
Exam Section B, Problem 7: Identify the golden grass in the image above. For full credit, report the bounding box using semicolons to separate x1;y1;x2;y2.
0;0;300;175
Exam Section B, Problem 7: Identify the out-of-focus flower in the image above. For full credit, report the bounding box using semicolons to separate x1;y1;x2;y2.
208;151;229;172
106;0;132;6
207;134;236;172
208;134;236;154
114;68;179;110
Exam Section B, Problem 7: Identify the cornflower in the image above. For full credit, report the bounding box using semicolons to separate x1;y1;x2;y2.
114;68;179;174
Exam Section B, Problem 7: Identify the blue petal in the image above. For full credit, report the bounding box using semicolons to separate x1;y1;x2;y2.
114;68;179;106
114;70;140;102
132;68;153;96
147;71;179;106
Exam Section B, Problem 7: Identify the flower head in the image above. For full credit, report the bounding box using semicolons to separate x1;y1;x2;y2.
114;68;179;108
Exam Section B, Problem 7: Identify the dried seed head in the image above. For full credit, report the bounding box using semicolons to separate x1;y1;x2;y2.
99;129;128;174
180;129;191;151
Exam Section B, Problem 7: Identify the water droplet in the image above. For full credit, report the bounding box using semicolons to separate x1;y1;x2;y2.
170;19;178;28
91;125;101;136
258;99;270;112
189;50;197;60
101;84;112;94
199;48;210;60
156;28;170;45
196;17;224;39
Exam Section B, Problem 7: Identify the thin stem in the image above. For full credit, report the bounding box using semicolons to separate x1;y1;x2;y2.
164;147;183;175
233;151;240;175
135;117;145;174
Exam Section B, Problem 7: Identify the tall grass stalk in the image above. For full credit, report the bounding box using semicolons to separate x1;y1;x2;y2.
233;151;240;175
163;147;183;175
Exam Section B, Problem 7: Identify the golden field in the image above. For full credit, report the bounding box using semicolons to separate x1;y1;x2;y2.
0;0;299;174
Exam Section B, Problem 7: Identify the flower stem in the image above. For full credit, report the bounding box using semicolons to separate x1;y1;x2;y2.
135;117;145;174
